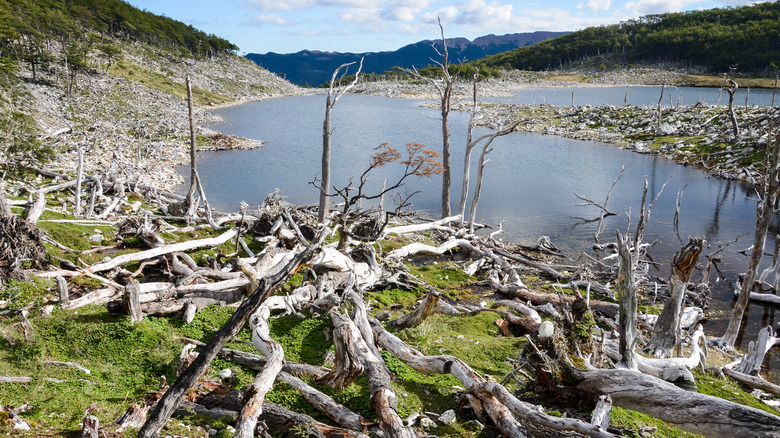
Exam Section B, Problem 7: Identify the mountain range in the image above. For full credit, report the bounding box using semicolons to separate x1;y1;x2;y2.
246;32;568;86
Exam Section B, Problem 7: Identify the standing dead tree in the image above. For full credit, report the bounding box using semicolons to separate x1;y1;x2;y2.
457;70;518;225
724;68;741;140
318;58;363;224
720;130;780;349
183;75;217;229
646;237;703;358
404;17;457;218
466;121;518;233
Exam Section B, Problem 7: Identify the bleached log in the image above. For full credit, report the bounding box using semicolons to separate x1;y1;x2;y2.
85;228;238;274
325;310;414;438
732;326;780;376
137;228;326;438
25;191;46;224
36;179;78;194
56;276;69;305
63;288;116;309
309;247;380;288
81;415;98;438
182;338;330;378
0;376;32;383
115;403;150;433
265;285;316;314
235;307;284;438
383;215;461;236
723;367;780;398
577;368;780;437
372;320;615;438
743;291;780;305
387;238;483;259
492;300;542;324
390;290;440;328
480;280;619;318
277;372;373;433
45;360;91;375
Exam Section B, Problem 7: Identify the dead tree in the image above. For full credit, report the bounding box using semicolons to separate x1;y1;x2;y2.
184;75;198;218
318;58;363;224
576;368;780;437
182;76;218;229
725;76;741;140
235;307;284;438
405;17;456;218
0;180;11;217
646;238;703;358
721;131;780;349
466;122;517;233
616;231;638;370
137;228;327;438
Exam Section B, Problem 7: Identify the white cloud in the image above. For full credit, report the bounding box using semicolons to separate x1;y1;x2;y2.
339;7;383;24
623;0;709;16
578;0;613;11
247;13;295;26
242;0;382;11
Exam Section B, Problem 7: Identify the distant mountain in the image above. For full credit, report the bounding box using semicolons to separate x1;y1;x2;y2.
246;32;568;86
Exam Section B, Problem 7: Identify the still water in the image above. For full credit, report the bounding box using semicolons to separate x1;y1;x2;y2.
182;89;780;372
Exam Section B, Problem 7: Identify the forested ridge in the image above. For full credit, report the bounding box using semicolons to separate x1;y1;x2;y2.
475;1;780;74
0;0;238;70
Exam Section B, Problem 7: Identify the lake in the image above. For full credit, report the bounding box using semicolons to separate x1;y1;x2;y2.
181;88;780;374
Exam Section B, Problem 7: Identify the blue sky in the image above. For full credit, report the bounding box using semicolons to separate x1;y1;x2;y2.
126;0;762;54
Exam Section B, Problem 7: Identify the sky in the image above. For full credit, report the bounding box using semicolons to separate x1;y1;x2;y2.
125;0;763;55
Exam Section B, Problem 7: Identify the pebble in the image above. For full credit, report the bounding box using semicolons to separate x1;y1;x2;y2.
419;417;436;429
538;320;555;339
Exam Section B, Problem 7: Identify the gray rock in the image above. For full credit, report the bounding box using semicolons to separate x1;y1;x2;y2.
419;417;436;429
538;320;555;339
438;409;456;425
405;412;421;427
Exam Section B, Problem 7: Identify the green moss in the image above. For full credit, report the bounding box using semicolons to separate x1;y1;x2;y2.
399;312;525;382
0;305;181;433
406;263;475;293
382;351;460;416
610;407;701;437
694;370;777;414
574;312;596;338
0;278;53;310
269;313;333;365
367;288;421;312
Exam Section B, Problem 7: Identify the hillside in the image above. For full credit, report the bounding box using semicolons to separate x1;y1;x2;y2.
246;32;567;86
474;1;780;74
0;0;299;190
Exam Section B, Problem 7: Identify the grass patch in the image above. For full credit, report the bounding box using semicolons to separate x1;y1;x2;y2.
0;305;181;434
609;406;701;437
406;262;475;294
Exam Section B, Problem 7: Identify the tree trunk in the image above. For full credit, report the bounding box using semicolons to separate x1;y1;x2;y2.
185;75;198;218
616;232;638;370
441;83;452;218
137;229;326;438
646;238;703;358
319;102;332;223
235;307;285;438
122;280;143;324
722;133;780;348
0;181;11;218
75;148;84;218
577;368;780;437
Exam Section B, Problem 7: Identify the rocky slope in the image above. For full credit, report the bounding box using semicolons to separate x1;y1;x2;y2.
10;41;301;193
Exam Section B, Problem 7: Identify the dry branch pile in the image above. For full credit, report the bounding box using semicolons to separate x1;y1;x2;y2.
6;171;779;437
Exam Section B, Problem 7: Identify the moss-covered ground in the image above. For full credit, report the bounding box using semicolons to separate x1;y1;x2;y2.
1;185;777;437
